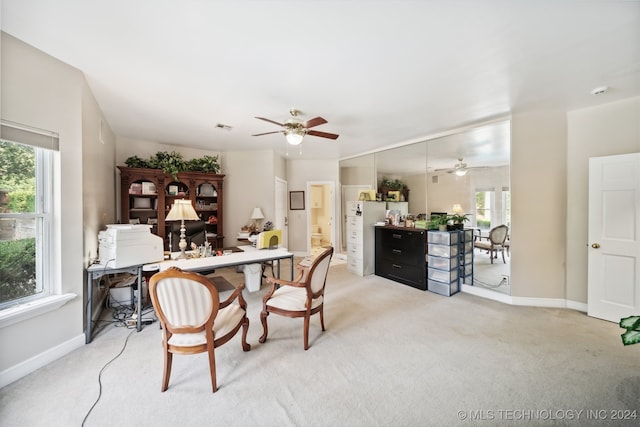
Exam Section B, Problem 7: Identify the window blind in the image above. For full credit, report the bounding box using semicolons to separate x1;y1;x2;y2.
0;119;59;151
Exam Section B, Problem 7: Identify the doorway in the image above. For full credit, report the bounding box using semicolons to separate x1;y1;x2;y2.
306;181;336;253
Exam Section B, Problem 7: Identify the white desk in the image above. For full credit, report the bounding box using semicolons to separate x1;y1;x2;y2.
86;263;143;344
144;246;294;291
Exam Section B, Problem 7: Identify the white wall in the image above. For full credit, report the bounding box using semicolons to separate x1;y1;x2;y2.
566;97;640;304
1;33;90;374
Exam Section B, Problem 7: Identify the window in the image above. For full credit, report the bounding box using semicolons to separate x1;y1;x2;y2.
475;189;494;230
0;121;57;308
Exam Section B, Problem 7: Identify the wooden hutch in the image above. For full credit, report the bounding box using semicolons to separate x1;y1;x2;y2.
118;166;225;250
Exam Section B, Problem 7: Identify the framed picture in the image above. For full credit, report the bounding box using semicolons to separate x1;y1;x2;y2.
387;190;400;201
290;191;305;210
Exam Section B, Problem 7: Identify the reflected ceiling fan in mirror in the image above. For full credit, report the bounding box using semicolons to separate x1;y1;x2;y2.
252;109;339;145
434;158;490;176
453;158;468;176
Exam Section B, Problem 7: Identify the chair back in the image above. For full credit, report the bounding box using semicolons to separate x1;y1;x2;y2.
307;247;333;295
489;225;509;246
149;267;220;333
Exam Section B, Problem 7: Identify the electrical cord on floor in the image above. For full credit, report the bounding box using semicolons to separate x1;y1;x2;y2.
82;329;135;427
473;276;507;289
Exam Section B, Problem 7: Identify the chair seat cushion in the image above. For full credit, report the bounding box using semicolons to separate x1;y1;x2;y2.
167;304;245;347
266;285;322;311
475;242;503;250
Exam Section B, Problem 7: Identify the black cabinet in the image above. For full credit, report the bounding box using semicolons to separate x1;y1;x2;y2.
375;226;427;290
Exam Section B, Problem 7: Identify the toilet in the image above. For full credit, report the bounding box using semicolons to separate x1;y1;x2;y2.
311;224;323;247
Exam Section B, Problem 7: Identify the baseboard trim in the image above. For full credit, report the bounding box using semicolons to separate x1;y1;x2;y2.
461;284;588;312
0;333;85;389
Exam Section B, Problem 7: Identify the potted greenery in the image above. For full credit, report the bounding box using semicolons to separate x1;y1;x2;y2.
427;214;450;231
620;316;640;345
123;152;221;180
449;213;470;230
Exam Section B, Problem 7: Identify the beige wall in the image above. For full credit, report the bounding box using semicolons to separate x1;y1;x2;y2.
1;33;87;372
566;97;640;304
287;160;340;252
511;111;567;299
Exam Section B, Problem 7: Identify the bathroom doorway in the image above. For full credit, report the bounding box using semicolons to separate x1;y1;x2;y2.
306;181;336;253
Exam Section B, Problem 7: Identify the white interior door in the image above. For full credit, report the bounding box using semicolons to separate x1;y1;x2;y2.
275;177;288;248
588;153;640;322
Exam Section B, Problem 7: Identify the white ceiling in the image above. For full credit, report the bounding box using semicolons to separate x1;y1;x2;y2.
2;1;639;168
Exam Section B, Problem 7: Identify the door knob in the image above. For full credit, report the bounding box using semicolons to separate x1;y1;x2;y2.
591;243;600;249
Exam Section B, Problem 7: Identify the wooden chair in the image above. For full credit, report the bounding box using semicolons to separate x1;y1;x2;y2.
259;246;333;350
148;267;250;392
474;224;509;264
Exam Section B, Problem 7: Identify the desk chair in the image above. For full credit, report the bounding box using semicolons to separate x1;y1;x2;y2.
148;267;250;392
259;247;333;350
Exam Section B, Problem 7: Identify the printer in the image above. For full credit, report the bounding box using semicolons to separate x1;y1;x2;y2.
99;224;164;268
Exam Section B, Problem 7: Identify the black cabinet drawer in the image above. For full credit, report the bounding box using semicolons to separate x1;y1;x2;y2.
377;245;423;267
375;226;428;290
376;259;426;290
379;229;425;250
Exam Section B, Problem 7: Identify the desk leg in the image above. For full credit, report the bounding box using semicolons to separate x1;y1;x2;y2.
136;267;143;332
289;255;294;280
86;273;93;344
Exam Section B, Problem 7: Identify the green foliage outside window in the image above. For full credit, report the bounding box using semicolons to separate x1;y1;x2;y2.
0;140;36;212
0;140;38;304
0;238;37;303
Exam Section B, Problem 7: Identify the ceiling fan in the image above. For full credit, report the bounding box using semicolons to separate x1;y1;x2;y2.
435;157;496;176
435;158;471;176
252;109;339;145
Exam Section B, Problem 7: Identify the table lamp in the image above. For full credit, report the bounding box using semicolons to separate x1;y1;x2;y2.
452;204;464;214
166;199;200;259
251;207;265;231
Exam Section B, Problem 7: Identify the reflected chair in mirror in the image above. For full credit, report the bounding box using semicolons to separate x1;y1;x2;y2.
148;267;251;392
169;220;207;252
474;224;509;264
259;246;333;350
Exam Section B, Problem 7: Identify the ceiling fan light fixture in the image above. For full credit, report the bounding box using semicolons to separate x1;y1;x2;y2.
285;129;305;145
455;168;468;176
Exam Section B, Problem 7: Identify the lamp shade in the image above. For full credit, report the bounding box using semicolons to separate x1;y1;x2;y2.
251;207;265;220
452;204;464;214
166;199;199;221
285;130;304;145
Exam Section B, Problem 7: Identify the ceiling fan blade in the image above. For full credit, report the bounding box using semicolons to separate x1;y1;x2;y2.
303;117;328;129
255;117;283;126
252;130;284;136
307;130;339;140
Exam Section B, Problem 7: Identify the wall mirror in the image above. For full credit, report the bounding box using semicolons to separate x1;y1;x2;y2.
339;119;511;296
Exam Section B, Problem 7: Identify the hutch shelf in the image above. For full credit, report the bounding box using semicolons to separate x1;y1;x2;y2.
118;166;225;250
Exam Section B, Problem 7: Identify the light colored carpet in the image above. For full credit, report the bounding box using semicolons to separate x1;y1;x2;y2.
1;261;638;427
